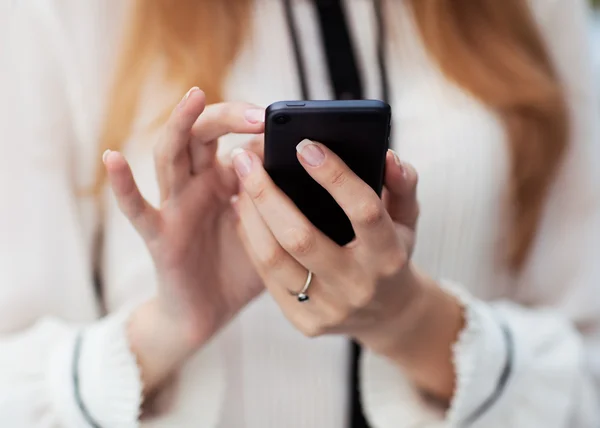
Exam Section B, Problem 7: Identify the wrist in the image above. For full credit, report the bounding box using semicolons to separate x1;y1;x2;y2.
386;272;464;364
357;267;465;401
354;264;430;355
127;298;199;395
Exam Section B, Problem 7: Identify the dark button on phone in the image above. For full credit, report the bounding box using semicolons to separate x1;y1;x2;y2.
286;102;306;107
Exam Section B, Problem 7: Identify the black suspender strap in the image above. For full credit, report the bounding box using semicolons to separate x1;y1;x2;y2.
283;1;391;427
373;0;390;104
313;0;364;100
282;1;393;426
283;0;389;103
282;0;311;100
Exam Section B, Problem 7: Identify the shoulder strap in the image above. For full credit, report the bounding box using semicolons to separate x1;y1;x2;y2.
282;1;391;426
313;0;364;100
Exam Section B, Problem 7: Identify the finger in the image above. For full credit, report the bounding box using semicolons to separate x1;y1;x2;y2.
104;150;160;241
295;139;396;251
232;148;348;283
244;135;265;162
219;136;265;194
384;150;419;230
235;191;305;300
236;191;342;333
189;104;265;174
155;87;207;199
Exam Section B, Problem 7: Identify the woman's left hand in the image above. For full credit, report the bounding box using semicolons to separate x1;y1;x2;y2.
232;139;426;350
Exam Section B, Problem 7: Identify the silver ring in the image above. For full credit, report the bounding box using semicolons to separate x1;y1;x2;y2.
290;271;313;303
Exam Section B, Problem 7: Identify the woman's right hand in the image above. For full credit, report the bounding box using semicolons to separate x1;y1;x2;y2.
103;88;265;394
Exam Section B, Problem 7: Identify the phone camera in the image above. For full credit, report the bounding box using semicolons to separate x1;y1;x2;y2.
274;114;291;125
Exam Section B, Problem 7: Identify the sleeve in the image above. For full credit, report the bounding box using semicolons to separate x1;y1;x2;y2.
360;0;600;426
0;2;142;427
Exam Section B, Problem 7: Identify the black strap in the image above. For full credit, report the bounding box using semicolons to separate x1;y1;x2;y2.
373;0;390;104
283;0;389;103
283;1;389;427
283;0;310;100
313;0;364;100
312;2;371;427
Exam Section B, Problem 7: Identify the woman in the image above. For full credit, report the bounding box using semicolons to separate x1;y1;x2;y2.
1;0;599;427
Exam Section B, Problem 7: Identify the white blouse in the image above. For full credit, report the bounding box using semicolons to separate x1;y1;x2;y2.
0;0;599;427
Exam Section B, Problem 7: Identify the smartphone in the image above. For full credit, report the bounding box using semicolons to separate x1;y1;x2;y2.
264;100;392;246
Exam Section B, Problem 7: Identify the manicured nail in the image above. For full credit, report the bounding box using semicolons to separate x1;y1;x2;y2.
244;108;265;124
102;149;111;164
231;148;253;177
296;139;325;167
389;149;407;178
179;87;200;108
389;149;401;166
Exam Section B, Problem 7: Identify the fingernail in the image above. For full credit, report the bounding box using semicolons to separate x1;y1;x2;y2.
231;148;253;177
389;149;401;166
389;149;407;178
244;108;265;124
179;86;200;109
230;195;240;218
102;149;111;164
296;139;325;167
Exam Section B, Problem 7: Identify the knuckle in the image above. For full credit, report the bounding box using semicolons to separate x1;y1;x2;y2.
246;178;268;203
167;112;188;136
380;248;408;277
121;198;145;222
329;168;348;188
282;227;315;255
354;199;385;227
250;186;268;204
257;245;286;270
217;102;235;123
349;285;376;309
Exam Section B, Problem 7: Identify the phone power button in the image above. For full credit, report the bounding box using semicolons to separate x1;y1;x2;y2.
286;102;306;107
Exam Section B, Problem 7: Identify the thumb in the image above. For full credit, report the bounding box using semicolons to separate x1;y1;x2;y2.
384;150;419;230
104;150;161;241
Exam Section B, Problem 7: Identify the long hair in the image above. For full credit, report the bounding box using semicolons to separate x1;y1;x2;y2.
97;0;568;271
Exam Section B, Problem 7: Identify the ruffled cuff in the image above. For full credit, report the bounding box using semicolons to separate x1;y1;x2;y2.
443;282;509;425
45;309;142;428
360;282;509;427
69;308;143;428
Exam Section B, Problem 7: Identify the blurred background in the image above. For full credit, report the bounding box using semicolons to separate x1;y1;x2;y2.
592;1;600;80
1;1;598;100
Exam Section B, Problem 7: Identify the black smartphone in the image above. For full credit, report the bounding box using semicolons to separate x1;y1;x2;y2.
264;100;392;246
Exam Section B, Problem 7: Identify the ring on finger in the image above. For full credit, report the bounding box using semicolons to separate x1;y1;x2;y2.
289;270;313;303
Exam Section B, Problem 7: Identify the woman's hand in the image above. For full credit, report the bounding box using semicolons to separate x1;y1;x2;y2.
232;139;464;401
103;88;266;394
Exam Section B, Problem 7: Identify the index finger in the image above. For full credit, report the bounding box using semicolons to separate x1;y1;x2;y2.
189;102;265;173
191;103;265;144
155;87;207;199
